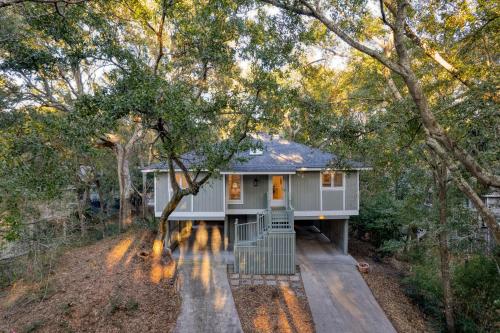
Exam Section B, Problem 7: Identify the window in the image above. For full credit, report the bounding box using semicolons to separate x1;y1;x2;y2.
322;171;343;188
228;174;243;203
249;148;263;155
322;172;332;187
333;172;343;187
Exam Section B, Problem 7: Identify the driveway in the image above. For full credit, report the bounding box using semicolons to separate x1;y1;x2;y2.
296;225;396;333
172;222;242;333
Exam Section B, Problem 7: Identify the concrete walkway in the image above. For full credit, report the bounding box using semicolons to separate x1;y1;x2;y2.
296;225;396;333
172;222;242;333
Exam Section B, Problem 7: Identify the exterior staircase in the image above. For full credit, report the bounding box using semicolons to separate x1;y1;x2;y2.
234;196;295;275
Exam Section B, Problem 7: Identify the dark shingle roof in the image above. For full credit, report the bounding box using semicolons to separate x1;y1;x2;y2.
145;133;367;172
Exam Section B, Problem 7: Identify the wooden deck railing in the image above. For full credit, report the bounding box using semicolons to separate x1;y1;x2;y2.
234;207;295;275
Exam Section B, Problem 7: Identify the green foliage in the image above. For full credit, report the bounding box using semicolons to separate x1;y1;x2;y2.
453;255;500;332
403;253;500;332
403;260;444;320
351;192;403;247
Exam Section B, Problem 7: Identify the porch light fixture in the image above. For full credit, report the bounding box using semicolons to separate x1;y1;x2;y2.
253;178;258;187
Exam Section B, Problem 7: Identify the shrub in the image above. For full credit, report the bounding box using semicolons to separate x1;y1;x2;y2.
351;192;403;247
453;255;500;333
403;261;443;320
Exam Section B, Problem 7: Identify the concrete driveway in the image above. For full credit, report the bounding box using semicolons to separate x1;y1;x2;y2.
172;222;242;333
296;225;396;333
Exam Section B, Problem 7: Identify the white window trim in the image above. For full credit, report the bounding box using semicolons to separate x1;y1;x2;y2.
227;174;244;204
321;171;345;191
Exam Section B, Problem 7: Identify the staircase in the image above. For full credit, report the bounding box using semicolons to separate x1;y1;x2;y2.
234;207;295;275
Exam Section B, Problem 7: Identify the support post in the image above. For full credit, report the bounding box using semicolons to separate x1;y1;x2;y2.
235;218;239;243
343;219;348;254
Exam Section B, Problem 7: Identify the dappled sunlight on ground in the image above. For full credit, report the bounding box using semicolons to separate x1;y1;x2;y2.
106;237;133;269
210;225;222;254
253;307;272;332
1;281;35;310
213;288;228;311
232;285;315;333
149;239;176;284
0;229;181;333
172;222;241;332
281;286;311;331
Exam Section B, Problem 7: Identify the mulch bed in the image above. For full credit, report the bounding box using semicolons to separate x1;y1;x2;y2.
230;268;315;333
350;237;432;333
0;229;181;333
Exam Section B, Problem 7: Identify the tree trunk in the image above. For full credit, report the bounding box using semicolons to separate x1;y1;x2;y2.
95;178;107;237
154;192;183;261
435;164;456;333
142;171;148;219
116;146;133;231
77;186;89;237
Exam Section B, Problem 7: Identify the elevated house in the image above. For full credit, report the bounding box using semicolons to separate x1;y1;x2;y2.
143;133;368;274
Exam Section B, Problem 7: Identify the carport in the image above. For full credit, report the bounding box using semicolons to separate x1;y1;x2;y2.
295;219;349;254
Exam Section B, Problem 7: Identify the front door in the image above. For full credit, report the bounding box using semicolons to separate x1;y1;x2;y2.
270;175;285;207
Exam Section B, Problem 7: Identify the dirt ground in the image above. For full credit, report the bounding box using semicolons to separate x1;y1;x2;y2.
0;229;180;333
349;237;433;333
231;279;315;333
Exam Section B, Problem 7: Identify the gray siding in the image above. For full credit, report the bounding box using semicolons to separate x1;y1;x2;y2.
291;172;320;211
228;175;268;210
322;190;344;210
155;173;169;214
193;176;224;212
345;172;359;210
155;172;221;215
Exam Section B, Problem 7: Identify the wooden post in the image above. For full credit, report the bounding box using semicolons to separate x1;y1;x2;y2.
235;218;239;243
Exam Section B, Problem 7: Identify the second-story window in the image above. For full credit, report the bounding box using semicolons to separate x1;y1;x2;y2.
228;174;243;203
322;171;344;189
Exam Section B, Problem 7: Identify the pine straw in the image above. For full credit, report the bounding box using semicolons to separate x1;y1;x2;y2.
349;238;432;333
0;229;181;333
231;285;315;333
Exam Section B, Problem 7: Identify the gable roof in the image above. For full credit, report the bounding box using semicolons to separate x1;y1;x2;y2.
144;133;368;172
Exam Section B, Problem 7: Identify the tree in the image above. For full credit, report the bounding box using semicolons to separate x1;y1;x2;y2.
429;156;456;333
0;1;153;231
259;0;500;243
76;0;312;258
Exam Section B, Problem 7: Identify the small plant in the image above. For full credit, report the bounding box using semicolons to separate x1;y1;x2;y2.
22;319;44;333
106;295;140;315
58;301;74;316
124;298;139;311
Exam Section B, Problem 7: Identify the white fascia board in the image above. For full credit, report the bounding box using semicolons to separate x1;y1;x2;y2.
294;210;359;216
226;209;263;214
154;211;225;218
297;167;372;171
141;169;158;173
296;215;350;220
220;171;296;175
142;168;211;173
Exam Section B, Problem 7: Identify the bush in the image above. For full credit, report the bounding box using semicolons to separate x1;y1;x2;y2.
403;254;500;333
351;192;403;247
453;255;500;333
403;261;444;320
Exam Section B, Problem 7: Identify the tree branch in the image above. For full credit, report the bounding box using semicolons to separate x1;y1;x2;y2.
261;0;405;75
0;0;87;8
